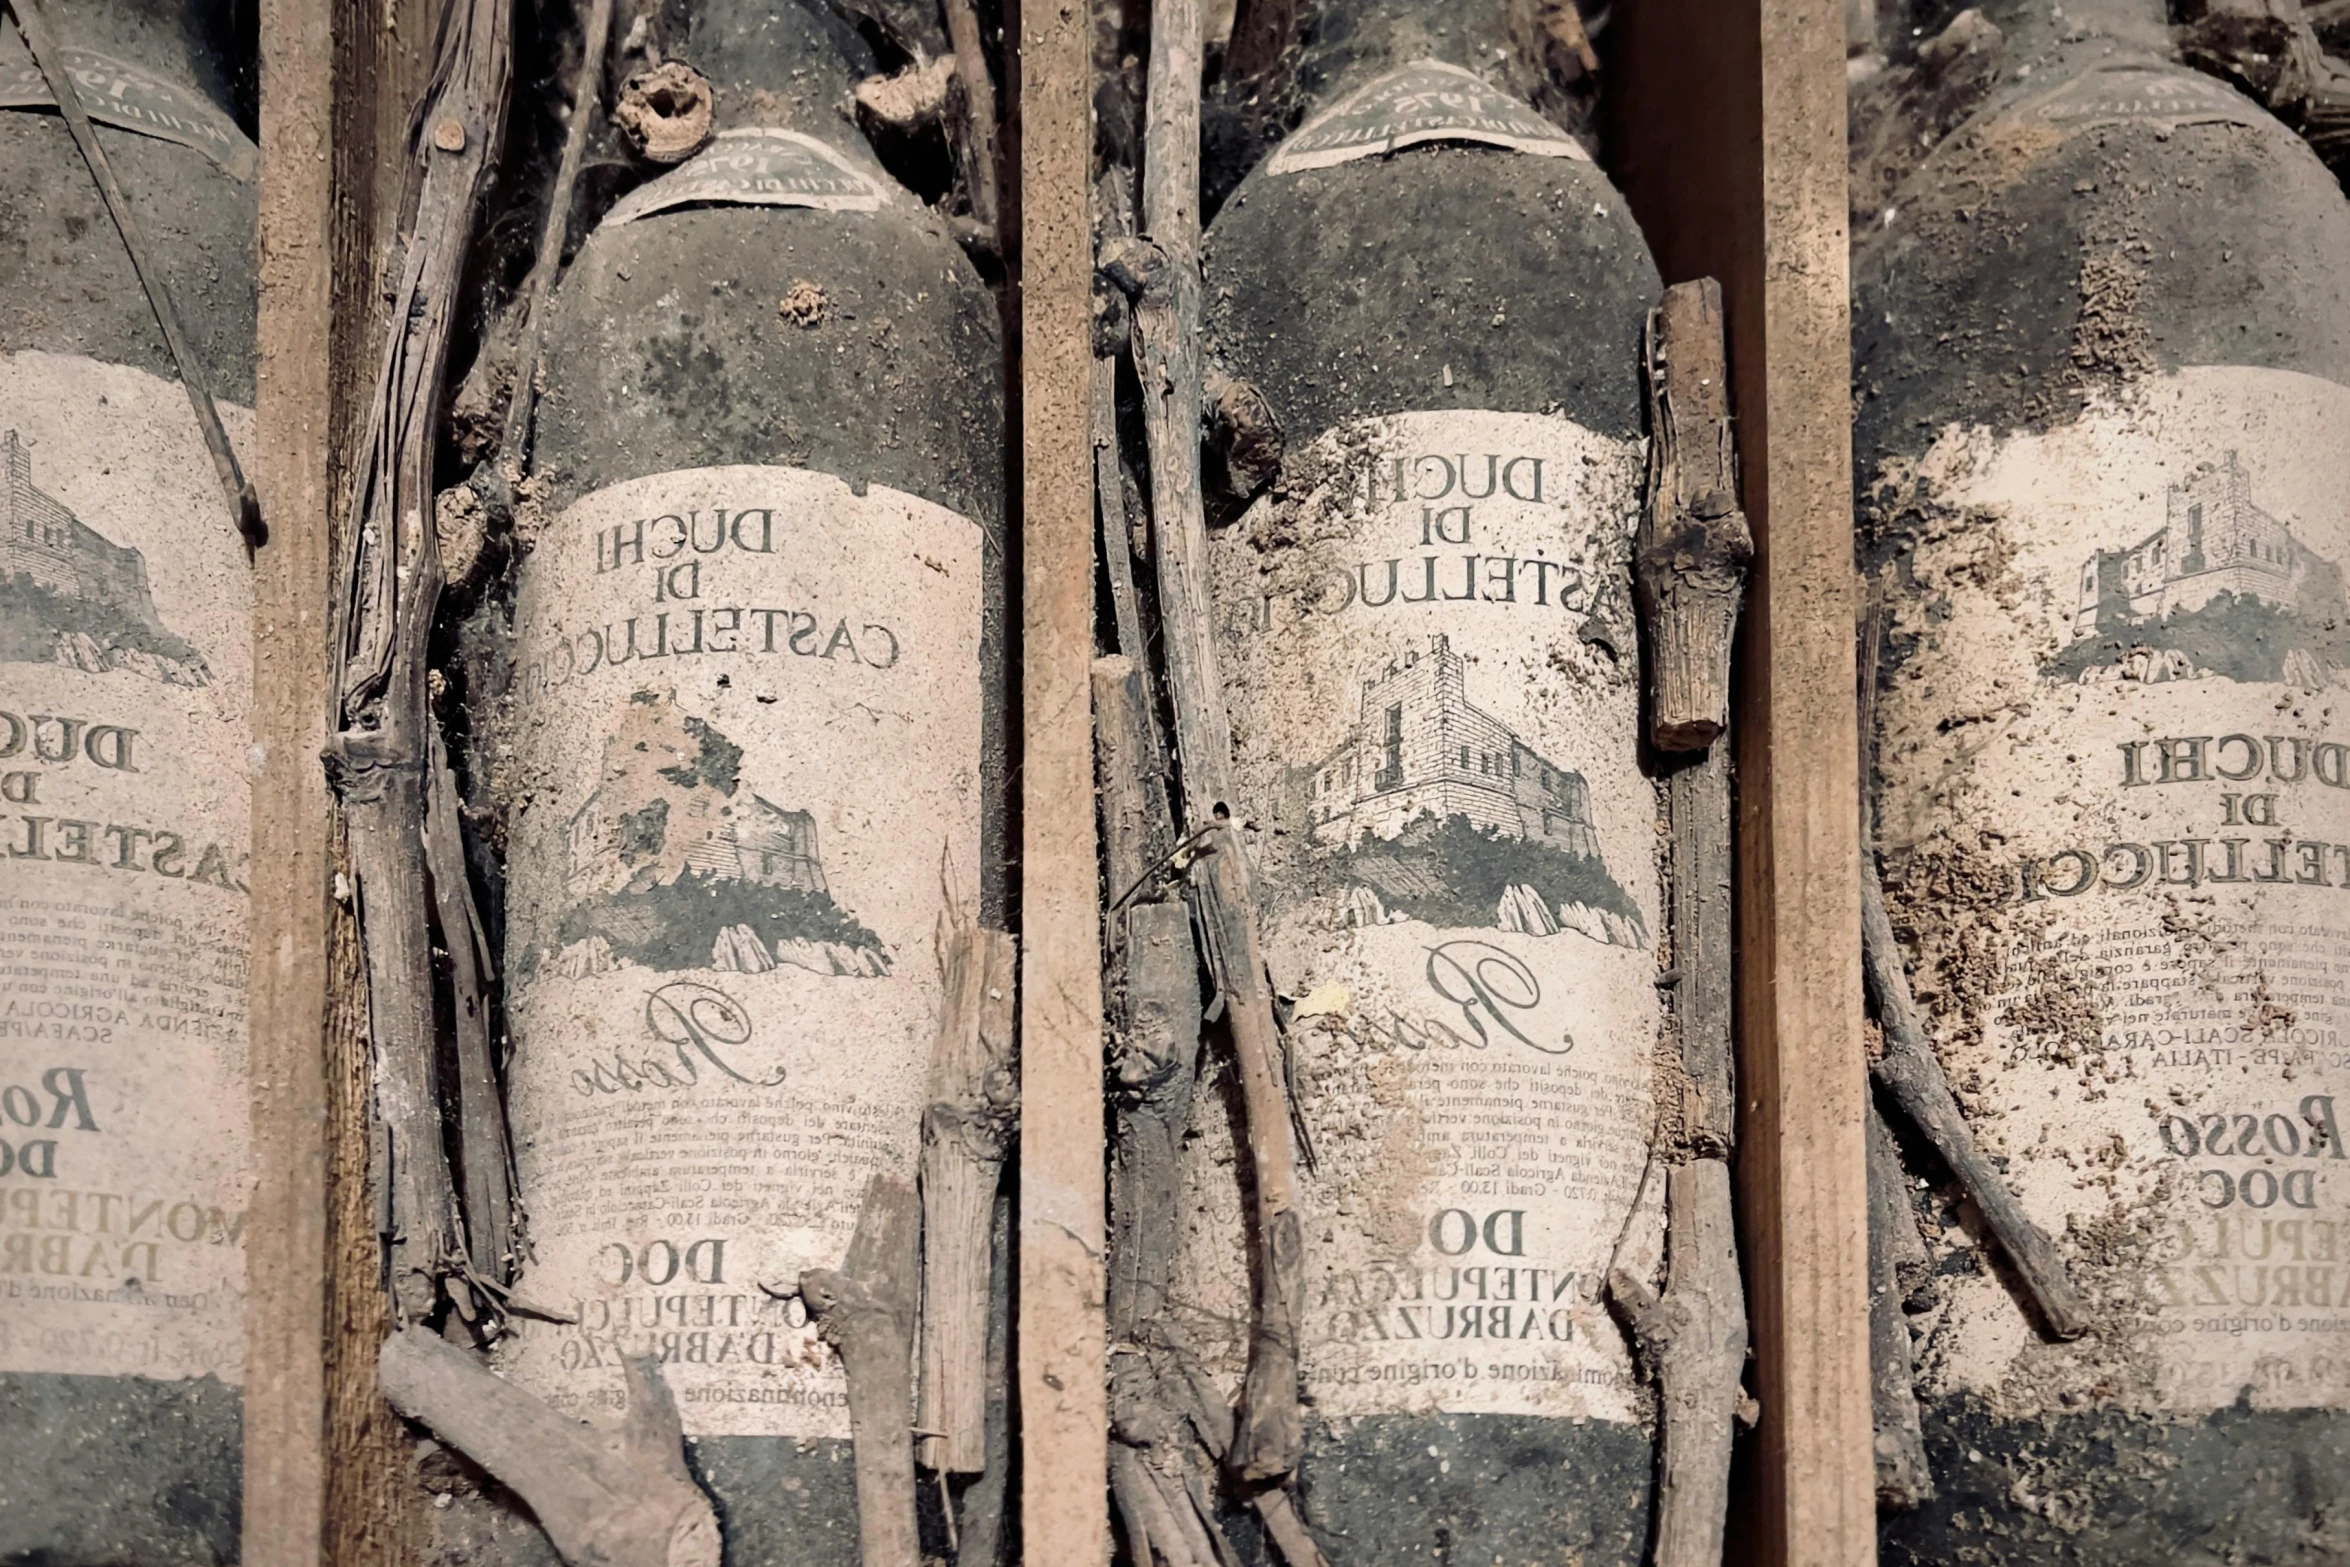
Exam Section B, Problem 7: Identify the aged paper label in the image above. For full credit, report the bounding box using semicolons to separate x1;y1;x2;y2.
499;465;980;1439
2011;63;2268;135
1878;366;2350;1414
0;42;257;180
1181;410;1659;1423
0;351;253;1383
600;128;891;227
1263;60;1590;177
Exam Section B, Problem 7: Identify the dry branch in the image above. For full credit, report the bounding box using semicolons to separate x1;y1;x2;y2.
327;0;513;1322
1866;1100;1932;1509
1635;279;1752;754
378;1329;719;1567
1608;1161;1748;1567
1106;0;1304;1485
490;0;614;492
803;1172;922;1567
1614;279;1752;1567
942;0;1001;249
918;909;1017;1475
1860;868;2087;1338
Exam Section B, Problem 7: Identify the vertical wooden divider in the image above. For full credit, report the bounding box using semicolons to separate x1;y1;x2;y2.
1607;2;1874;1564
1015;0;1112;1563
245;1;336;1561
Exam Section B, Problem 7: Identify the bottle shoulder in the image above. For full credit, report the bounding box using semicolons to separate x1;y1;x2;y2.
0;113;256;401
1204;143;1656;443
1853;104;2350;463
536;204;1001;521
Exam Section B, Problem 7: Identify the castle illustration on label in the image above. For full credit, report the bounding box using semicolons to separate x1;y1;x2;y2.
0;429;207;684
551;690;888;979
2055;450;2348;688
1298;636;1643;947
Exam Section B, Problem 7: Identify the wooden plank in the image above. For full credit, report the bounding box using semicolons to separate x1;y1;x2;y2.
1604;2;1874;1563
1015;0;1110;1557
322;3;435;1561
243;0;336;1560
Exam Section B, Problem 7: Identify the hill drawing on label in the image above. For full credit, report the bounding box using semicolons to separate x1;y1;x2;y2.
1297;636;1644;946
2051;451;2350;688
553;690;888;978
0;430;209;685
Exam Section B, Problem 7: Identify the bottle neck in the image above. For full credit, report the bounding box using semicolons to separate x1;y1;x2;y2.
1295;0;1519;107
681;0;877;136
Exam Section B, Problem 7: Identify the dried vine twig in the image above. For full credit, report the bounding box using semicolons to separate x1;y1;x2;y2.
1609;279;1753;1567
1102;0;1304;1483
327;0;513;1323
379;1329;719;1567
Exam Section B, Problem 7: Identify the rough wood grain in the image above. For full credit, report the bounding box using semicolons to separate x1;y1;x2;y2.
1606;0;1875;1555
804;1172;923;1567
326;0;512;1324
1866;1099;1932;1509
1609;1160;1749;1567
1017;0;1110;1549
1860;866;2087;1339
244;0;336;1552
1637;279;1754;753
1109;0;1305;1479
1665;750;1736;1154
920;913;1018;1475
377;1329;720;1567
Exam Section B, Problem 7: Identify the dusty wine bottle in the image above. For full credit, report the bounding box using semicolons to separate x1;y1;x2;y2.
494;1;1003;1562
0;3;255;1563
1183;3;1664;1559
1856;0;2350;1560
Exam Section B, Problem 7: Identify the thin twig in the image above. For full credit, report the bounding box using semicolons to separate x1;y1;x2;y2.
426;725;513;1290
917;893;1017;1475
1613;280;1753;1567
1109;0;1304;1476
942;0;1000;249
1860;865;2088;1338
1866;1100;1932;1508
492;0;614;489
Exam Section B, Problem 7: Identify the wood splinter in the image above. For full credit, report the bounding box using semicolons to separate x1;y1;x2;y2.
803;1172;923;1567
918;901;1017;1477
1861;866;2089;1338
378;1328;719;1567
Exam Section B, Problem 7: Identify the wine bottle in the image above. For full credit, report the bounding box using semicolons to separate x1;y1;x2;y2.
496;1;1003;1561
1856;0;2350;1559
0;3;255;1563
1187;3;1664;1560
